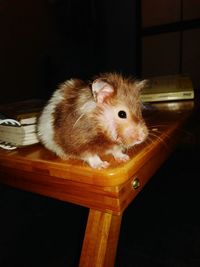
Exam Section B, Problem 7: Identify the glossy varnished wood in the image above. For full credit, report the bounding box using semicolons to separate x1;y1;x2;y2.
0;100;196;267
79;209;122;267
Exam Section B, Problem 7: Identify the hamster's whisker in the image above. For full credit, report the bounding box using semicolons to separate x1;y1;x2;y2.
143;136;152;147
147;124;168;130
72;113;85;128
147;131;168;150
148;129;163;135
147;124;171;137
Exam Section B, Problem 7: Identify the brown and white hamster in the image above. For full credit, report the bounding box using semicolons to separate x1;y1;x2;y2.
37;73;148;169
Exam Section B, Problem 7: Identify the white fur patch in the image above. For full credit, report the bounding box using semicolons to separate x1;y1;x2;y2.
37;90;66;158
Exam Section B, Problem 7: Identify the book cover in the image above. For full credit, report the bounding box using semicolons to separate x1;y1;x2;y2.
0;99;45;125
141;74;194;102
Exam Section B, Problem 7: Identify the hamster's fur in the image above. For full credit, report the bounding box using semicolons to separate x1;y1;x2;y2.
37;73;148;169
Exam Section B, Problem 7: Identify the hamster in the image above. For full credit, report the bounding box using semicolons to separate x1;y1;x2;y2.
37;73;148;169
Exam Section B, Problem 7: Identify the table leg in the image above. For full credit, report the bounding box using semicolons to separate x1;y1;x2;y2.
79;209;122;267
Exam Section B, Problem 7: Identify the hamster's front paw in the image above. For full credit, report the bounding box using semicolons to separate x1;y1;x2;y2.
114;152;130;162
84;154;110;169
112;149;130;162
107;146;130;162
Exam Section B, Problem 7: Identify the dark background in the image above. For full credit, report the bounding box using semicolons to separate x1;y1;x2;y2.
1;0;200;102
0;0;140;102
1;1;200;266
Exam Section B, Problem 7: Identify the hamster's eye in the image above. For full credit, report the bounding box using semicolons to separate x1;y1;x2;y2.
118;110;127;119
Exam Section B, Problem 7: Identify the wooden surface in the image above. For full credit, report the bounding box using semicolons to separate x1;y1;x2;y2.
0;100;195;214
0;100;196;267
79;209;122;267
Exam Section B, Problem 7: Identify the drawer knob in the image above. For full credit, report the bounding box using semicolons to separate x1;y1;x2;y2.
132;178;140;190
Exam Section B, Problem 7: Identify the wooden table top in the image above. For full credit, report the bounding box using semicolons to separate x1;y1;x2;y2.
0;100;196;214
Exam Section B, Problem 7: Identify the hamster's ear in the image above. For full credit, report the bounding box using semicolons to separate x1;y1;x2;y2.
92;79;114;104
135;79;148;91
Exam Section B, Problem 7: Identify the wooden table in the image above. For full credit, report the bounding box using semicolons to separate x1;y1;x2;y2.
0;100;196;267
